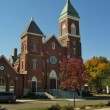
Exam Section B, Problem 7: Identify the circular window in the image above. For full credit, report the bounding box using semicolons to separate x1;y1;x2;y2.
0;66;4;71
73;41;76;45
50;56;57;64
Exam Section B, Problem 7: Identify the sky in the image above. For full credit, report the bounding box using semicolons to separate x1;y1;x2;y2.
0;0;110;61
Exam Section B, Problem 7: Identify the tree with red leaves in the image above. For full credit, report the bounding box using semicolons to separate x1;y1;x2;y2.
59;57;90;106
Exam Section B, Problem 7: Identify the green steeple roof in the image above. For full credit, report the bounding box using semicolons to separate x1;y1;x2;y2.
21;18;44;37
59;0;79;20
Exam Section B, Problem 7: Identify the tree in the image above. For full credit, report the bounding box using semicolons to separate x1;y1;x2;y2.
102;62;110;93
59;57;89;107
84;56;110;93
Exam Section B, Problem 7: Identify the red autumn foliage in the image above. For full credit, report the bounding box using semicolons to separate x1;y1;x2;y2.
59;57;90;89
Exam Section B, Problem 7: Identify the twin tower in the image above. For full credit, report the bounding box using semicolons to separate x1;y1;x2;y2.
11;0;82;92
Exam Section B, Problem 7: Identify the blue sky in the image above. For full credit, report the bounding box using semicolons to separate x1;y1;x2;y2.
0;0;110;61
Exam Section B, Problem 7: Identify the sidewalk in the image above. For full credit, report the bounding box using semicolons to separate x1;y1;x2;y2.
94;108;110;110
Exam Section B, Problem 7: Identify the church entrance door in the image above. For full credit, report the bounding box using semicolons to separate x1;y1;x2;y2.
49;70;57;89
32;76;37;92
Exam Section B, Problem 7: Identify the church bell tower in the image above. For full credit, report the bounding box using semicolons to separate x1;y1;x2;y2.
59;0;82;59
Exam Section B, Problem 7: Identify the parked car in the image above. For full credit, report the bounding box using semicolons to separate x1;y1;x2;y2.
0;92;16;103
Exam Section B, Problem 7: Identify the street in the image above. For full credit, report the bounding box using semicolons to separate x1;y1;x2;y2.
0;99;110;110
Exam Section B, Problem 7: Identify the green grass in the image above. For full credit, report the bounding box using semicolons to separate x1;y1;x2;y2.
18;108;45;110
17;101;110;110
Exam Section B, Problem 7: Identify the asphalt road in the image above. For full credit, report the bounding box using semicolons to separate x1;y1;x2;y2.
0;99;110;110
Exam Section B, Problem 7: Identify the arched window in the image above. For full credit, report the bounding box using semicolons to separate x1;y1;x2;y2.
71;23;76;35
62;24;66;36
52;42;55;50
32;43;36;51
0;77;6;92
10;81;14;92
32;59;37;70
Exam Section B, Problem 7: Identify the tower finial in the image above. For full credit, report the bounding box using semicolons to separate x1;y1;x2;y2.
66;0;70;3
30;17;34;22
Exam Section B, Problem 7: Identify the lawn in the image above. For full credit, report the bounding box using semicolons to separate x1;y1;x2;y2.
18;108;45;110
17;103;110;110
16;95;110;110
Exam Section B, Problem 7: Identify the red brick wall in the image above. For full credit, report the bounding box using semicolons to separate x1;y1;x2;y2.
43;35;65;88
17;17;82;91
59;18;80;36
0;56;23;96
20;33;45;90
59;17;81;59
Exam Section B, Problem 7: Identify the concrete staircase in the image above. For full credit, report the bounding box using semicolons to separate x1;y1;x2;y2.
46;89;82;99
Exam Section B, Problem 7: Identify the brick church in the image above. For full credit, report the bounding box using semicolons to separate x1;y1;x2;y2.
0;0;82;96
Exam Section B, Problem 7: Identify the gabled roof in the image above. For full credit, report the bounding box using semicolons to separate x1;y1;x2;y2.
21;18;44;37
43;34;62;46
59;0;79;20
0;55;18;74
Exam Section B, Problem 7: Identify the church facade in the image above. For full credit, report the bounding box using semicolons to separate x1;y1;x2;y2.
0;0;82;96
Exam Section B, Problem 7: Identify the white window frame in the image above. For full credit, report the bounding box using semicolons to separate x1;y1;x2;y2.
32;43;36;51
71;23;76;35
62;24;66;36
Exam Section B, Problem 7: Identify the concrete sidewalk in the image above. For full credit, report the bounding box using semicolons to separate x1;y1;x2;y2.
95;108;110;110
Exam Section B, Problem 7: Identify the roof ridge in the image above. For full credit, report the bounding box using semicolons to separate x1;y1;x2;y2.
43;35;63;47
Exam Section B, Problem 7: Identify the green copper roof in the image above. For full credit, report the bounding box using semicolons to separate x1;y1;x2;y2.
59;0;79;20
21;18;44;37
